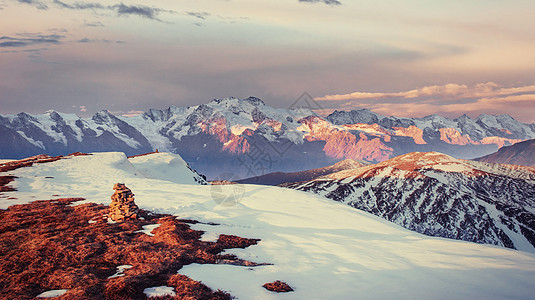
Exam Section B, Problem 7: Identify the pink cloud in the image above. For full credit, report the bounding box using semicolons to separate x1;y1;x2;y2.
121;110;144;117
316;82;535;101
315;82;535;123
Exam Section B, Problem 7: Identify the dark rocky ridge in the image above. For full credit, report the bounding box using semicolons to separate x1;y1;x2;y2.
237;159;368;185
475;139;535;166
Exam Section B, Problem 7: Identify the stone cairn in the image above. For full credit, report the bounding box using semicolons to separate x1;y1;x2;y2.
109;183;139;222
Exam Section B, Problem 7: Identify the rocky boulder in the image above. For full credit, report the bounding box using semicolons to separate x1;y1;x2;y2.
109;183;139;221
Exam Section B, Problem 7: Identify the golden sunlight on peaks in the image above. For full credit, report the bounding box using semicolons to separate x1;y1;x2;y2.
439;128;474;146
393;126;426;145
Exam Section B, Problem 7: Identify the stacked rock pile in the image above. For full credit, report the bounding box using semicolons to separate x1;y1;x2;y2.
109;183;139;222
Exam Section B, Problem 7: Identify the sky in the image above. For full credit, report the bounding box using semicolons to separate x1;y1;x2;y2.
1;0;535;122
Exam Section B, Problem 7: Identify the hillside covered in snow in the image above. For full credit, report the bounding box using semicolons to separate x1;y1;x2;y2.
285;152;535;253
1;152;535;299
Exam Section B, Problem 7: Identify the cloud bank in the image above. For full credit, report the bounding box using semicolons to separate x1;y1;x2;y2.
316;82;535;123
34;0;174;21
0;34;63;47
18;0;48;10
298;0;341;6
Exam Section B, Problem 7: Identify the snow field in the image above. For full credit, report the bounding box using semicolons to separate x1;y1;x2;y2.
1;152;535;299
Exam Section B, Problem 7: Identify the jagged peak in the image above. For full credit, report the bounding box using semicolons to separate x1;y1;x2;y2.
331;158;368;169
92;110;118;124
94;109;112;116
476;113;515;122
244;96;265;106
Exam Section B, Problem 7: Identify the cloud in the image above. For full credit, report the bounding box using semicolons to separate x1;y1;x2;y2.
78;38;107;43
298;0;341;6
79;105;87;112
112;3;164;20
186;11;211;20
316;82;535;101
18;0;48;10
0;34;63;48
52;0;105;10
51;1;172;21
77;38;125;44
83;20;104;27
121;110;144;117
315;82;535;123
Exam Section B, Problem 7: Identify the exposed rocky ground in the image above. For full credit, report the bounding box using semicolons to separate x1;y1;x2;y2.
262;281;294;293
0;198;261;299
0;154;263;299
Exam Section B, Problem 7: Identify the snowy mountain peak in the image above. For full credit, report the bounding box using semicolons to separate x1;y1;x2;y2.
92;110;118;124
330;158;368;169
244;96;265;106
44;109;58;116
326;108;382;125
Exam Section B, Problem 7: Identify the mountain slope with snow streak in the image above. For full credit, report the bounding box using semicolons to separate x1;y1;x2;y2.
236;158;369;186
285;152;535;253
1;152;535;299
475;139;535;166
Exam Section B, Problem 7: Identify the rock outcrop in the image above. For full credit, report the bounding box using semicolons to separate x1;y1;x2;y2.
109;183;139;221
262;281;294;293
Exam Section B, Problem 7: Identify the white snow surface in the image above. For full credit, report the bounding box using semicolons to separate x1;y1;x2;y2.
108;265;133;279
135;224;161;237
143;286;176;298
36;289;68;298
128;152;206;185
2;152;535;299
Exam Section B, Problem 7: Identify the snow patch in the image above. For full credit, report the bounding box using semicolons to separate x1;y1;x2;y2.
431;163;472;173
16;130;45;149
135;224;161;237
108;265;133;279
143;286;176;298
36;289;68;298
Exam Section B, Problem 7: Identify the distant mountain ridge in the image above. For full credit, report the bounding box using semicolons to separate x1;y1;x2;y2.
284;152;535;253
1;97;534;178
475;139;535;166
236;159;368;185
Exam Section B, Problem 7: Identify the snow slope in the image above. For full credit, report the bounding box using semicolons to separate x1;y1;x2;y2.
1;152;535;299
128;152;207;185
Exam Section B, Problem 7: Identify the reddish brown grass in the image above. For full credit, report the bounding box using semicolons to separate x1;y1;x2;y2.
0;154;63;173
0;176;17;192
127;151;159;159
0;198;261;299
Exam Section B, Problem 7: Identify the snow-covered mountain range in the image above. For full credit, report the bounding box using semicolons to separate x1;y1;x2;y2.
1;97;534;179
1;151;535;299
284;152;535;253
